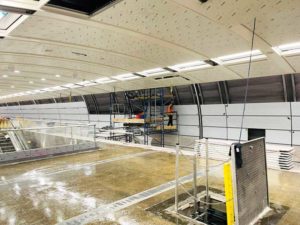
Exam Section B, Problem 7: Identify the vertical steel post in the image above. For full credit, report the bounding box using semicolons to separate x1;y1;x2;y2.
205;138;209;222
175;143;180;213
193;141;198;214
93;124;97;148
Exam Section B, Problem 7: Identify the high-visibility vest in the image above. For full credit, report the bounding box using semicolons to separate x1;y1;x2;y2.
167;105;173;113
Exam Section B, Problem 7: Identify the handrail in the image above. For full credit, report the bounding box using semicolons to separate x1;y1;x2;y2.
1;124;95;132
7;119;29;150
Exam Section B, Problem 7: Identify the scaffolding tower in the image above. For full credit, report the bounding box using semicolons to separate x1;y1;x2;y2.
111;87;178;147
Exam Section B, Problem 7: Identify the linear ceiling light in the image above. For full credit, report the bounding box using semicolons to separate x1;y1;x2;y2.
212;50;266;65
168;60;211;72
137;68;171;77
77;81;98;87
272;42;300;56
42;86;67;92
95;77;116;84
63;83;81;89
112;73;140;81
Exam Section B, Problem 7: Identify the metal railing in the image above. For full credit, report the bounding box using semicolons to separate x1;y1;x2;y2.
0;123;96;153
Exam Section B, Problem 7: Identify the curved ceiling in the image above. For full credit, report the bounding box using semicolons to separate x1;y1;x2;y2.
0;0;299;102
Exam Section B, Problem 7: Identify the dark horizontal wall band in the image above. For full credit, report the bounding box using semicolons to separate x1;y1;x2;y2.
2;73;300;112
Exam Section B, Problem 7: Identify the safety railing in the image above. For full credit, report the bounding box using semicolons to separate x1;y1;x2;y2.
0;124;97;163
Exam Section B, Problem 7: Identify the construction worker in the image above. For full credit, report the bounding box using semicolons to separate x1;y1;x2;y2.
167;102;174;126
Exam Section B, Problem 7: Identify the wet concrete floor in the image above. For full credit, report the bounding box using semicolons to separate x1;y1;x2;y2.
0;145;299;225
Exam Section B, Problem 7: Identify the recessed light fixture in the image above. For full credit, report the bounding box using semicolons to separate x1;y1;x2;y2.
63;83;81;89
41;78;46;81
77;81;98;87
2;75;8;78
272;42;300;56
42;86;67;92
55;74;61;78
51;86;67;91
10;85;15;88
14;70;20;74
95;77;117;84
212;50;266;65
29;81;34;84
32;90;45;94
112;73;140;81
137;68;171;77
168;60;211;72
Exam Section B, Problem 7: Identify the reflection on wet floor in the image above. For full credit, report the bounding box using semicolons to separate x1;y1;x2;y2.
0;145;300;225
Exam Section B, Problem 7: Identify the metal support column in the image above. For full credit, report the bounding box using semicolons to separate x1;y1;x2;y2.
205;138;209;222
175;143;180;213
193;144;198;215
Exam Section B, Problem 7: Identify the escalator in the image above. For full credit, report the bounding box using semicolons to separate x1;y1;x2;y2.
0;132;16;153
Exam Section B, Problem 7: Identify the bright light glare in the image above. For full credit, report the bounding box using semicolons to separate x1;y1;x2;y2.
112;73;140;81
138;68;170;77
212;50;266;65
77;81;97;87
95;77;116;84
272;42;300;56
169;61;211;72
63;83;81;89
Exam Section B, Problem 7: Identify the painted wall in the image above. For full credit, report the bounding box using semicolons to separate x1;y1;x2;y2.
0;102;89;124
177;102;300;146
1;101;300;145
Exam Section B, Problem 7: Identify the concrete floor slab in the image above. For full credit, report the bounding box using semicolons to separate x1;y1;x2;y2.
0;145;299;225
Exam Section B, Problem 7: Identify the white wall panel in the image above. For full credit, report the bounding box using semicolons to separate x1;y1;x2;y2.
266;130;291;145
291;102;300;115
227;103;290;116
228;128;247;141
202;116;226;127
226;104;243;115
201;105;225;115
245;103;290;115
174;105;198;115
292;117;300;130
178;115;199;126
203;127;227;139
179;125;199;136
228;116;290;130
292;131;300;145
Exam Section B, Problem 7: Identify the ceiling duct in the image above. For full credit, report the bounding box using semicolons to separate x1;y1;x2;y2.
47;0;121;15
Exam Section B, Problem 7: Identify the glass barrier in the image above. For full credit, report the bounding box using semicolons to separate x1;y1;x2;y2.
0;124;96;154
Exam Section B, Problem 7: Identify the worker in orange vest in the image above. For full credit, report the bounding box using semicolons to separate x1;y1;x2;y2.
167;102;174;126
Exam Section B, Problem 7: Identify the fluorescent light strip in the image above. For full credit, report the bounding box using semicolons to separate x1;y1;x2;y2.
112;73;140;81
168;61;211;72
212;50;266;65
63;83;81;89
272;42;300;56
95;77;116;84
137;68;170;77
77;81;98;87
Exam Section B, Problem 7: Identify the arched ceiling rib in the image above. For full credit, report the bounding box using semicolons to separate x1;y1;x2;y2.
0;0;299;103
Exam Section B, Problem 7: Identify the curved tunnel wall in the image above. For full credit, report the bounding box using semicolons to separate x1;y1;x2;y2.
1;74;300;146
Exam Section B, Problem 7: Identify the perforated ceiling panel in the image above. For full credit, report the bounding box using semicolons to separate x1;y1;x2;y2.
93;0;250;57
228;58;288;78
0;0;299;102
11;12;198;65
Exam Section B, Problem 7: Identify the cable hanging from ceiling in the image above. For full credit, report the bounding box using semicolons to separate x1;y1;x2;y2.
238;18;257;143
